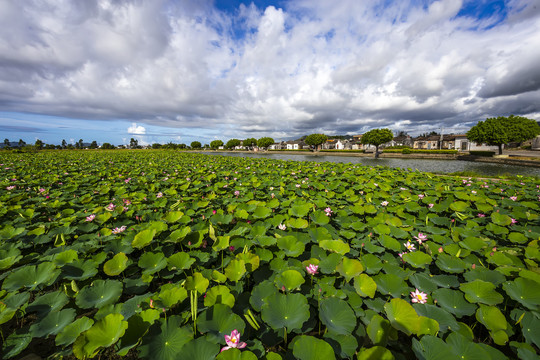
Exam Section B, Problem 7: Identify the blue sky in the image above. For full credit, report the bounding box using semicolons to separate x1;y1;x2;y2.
0;0;539;146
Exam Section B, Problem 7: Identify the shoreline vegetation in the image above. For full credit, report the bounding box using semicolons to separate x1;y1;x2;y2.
199;149;540;168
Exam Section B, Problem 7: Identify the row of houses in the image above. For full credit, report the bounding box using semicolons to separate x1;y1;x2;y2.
267;134;504;152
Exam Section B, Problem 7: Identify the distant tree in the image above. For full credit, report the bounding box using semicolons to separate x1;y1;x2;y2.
210;140;224;149
467;115;540;155
4;138;10;148
45;144;56;150
35;139;44;150
304;133;328;151
163;142;178;149
152;143;162;149
130;138;138;149
257;137;274;150
243;138;257;149
226;139;241;149
18;139;26;148
178;143;187;149
62;139;67;149
89;141;98;149
55;145;62;150
67;143;75;150
101;142;115;149
361;128;393;158
190;141;201;149
396;131;408;137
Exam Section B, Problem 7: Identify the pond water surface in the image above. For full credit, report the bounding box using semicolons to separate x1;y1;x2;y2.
201;152;540;177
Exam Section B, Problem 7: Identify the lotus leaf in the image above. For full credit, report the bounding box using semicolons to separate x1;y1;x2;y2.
1;327;32;359
366;314;394;346
319;239;350;255
132;228;157;249
167;252;195;271
176;336;220;360
103;252;129;276
292;335;336;360
354;274;377;298
319;297;357;335
324;331;359;358
55;316;94;346
204;285;235;307
261;293;309;331
185;272;210;294
337;258;364;281
75;279;123;309
138;251;167;275
61;259;98;280
475;304;508;345
217;348;258;360
431;288;477;318
74;313;128;359
435;253;468;273
250;280;278;312
236;252;260;272
225;259;246;282
0;247;22;270
158;283;188;307
521;312;540;348
276;269;305;291
459;279;504;305
384;298;439;336
2;261;59;291
277;235;305;257
502;277;540;311
413;304;460;334
138;316;194;360
30;307;76;338
402;251;433;268
357;346;395;360
373;273;408;298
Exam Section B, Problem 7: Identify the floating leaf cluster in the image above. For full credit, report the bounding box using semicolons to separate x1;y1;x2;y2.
1;151;540;359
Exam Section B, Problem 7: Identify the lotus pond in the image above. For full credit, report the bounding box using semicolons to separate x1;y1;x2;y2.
1;150;540;360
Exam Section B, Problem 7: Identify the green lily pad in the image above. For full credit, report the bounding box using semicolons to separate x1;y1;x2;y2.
138;252;167;275
261;293;309;331
217;348;258;360
2;262;59;291
459;279;504;305
476;304;508;345
366;314;394;346
435;254;468;273
357;346;395;360
287;217;309;229
413;304;460;334
26;290;69;316
384;298;438;336
502;277;540;311
337;258;364;281
276;269;305;291
167;252;195;271
30;308;76;337
324;331;359;358
319;239;350;255
138;316;194;360
1;327;32;359
75;279;123;309
319;297;356;335
158;283;188;308
354;274;377;298
197;304;245;342
55;316;94;346
225;259;246;282
292;335;336;360
204;285;235;308
74;313;128;359
402;252;433;268
249;281;278;312
103;252;129;276
176;336;220;360
61;259;98;280
431;288;477;318
373;273;408;298
132;228;157;249
185;272;209;294
277;236;305;257
491;212;512;226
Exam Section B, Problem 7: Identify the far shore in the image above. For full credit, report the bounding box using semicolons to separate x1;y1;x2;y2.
198;149;540;168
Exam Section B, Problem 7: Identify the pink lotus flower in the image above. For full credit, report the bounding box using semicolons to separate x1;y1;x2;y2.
324;207;333;216
234;190;240;196
6;185;15;190
510;196;517;201
418;194;424;199
381;201;389;206
105;203;116;211
156;192;163;198
477;213;485;218
278;223;286;230
410;289;428;304
428;203;434;208
511;218;518;224
112;225;127;234
306;264;318;275
221;329;247;352
86;214;96;222
404;241;415;251
413;233;427;244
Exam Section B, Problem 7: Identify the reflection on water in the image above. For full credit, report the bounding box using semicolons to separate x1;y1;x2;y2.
201;152;540;177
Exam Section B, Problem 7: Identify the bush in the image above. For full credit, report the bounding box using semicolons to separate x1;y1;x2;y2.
383;149;458;154
320;149;365;153
469;151;495;157
402;148;411;154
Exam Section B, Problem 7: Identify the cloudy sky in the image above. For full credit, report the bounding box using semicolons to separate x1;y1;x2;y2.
1;0;539;146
